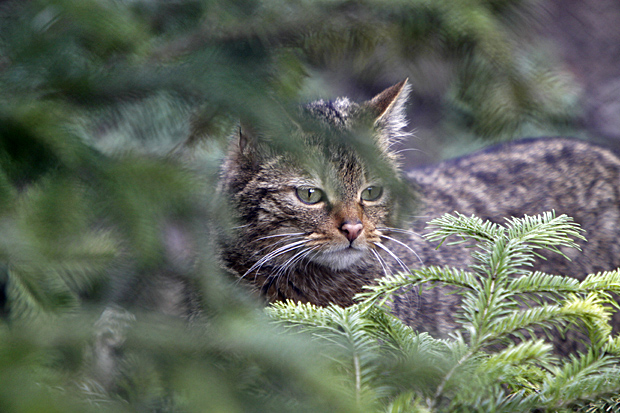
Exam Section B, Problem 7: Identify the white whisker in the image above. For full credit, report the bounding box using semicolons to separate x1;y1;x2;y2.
303;248;325;272
250;236;305;259
256;232;305;241
276;246;317;278
262;245;321;295
280;246;321;285
239;240;307;282
380;234;423;264
370;248;390;277
376;226;423;238
374;242;411;274
393;148;422;155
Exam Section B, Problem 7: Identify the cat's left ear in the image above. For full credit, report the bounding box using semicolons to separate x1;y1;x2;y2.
238;119;259;156
365;79;410;136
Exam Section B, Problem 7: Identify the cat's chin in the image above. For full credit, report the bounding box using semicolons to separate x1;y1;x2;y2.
310;248;367;271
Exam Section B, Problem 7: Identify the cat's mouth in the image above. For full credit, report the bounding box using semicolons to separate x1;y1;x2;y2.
310;245;367;270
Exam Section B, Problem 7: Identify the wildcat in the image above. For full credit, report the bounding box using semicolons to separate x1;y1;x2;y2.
219;80;620;344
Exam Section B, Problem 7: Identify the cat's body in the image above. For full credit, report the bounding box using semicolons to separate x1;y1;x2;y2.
219;80;620;342
398;137;620;337
408;137;620;280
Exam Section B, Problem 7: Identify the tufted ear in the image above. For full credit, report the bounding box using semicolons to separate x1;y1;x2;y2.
367;79;410;125
238;119;258;155
218;120;262;194
362;79;411;151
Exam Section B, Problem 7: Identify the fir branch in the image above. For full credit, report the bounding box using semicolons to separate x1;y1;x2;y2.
503;212;585;257
6;266;77;320
482;339;554;374
463;286;517;346
477;296;611;350
604;335;620;356
267;301;386;405
579;270;620;296
537;350;620;410
424;212;503;246
508;271;580;295
562;294;614;348
356;266;478;309
430;346;477;409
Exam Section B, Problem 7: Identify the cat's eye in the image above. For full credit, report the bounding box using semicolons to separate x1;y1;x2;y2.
360;186;383;202
296;187;324;205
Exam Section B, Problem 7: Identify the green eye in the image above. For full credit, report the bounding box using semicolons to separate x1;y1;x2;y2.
296;187;324;204
360;186;383;201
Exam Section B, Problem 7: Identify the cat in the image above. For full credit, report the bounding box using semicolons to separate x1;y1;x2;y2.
218;80;620;346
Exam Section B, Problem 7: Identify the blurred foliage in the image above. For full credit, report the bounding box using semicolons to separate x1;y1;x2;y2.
0;0;593;411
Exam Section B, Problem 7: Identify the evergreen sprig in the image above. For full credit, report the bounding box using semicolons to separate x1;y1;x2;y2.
270;211;620;412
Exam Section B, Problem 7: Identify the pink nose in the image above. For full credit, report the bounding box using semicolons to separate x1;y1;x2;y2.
340;220;363;242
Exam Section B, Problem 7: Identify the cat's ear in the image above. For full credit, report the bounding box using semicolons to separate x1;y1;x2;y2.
238;120;257;155
365;79;410;135
232;120;265;170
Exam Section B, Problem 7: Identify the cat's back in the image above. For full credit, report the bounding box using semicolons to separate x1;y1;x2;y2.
408;137;620;217
406;137;620;277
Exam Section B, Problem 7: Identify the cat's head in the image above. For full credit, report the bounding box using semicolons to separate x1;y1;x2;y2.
220;80;415;273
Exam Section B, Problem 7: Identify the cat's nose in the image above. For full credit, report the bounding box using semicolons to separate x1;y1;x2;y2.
340;220;364;242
